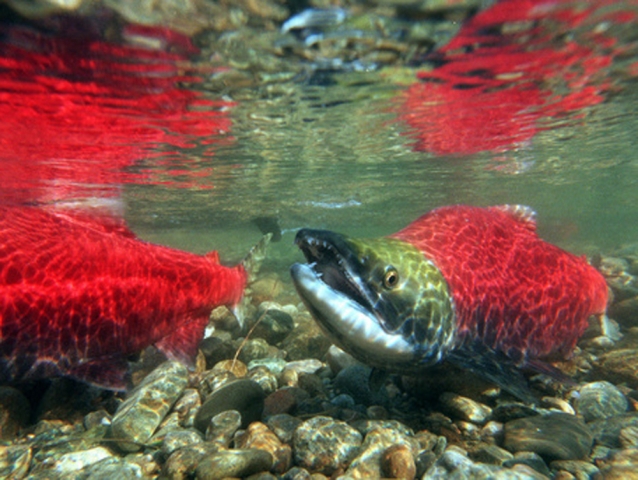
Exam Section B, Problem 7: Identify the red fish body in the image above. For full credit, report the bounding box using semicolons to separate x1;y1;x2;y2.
291;205;609;400
0;206;247;389
392;205;609;362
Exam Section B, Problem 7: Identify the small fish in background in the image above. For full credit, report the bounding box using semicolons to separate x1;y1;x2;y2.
0;206;268;390
290;205;609;402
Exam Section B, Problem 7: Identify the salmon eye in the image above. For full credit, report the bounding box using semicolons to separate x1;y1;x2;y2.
383;268;399;289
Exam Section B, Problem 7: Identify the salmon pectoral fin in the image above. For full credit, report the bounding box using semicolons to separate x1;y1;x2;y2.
154;316;208;367
67;356;131;391
446;342;538;404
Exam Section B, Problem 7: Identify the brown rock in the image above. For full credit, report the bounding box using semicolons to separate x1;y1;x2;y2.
595;348;638;388
235;421;292;473
381;444;416;480
263;387;309;417
212;359;248;378
609;296;638;327
280;315;332;362
598;448;638;480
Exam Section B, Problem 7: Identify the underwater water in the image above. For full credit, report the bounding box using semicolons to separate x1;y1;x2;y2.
1;0;638;477
1;0;636;271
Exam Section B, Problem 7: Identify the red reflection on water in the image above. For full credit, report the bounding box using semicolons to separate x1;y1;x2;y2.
0;22;234;204
402;0;635;156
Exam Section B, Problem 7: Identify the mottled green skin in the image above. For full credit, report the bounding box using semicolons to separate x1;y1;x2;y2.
343;237;457;365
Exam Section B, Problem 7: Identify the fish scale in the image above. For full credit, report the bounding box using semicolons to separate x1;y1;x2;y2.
0;206;249;390
291;204;609;401
392;205;608;360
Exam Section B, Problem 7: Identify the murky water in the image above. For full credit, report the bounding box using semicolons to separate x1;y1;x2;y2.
1;0;637;269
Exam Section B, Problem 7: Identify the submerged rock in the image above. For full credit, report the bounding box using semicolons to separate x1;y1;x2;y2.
263;386;309;417
194;379;265;432
266;413;302;445
199;336;237;370
550;459;601;479
439;392;492;424
293;416;362;475
503;413;593;461
0;386;30;440
0;445;31;480
247;365;279;395
78;456;144;478
281;315;332;361
595;348;638;388
334;364;387;407
619;425;638;448
423;446;548;479
345;425;418;478
164;443;219;479
598;448;638;479
173;388;201;429
382;444;417;480
110;361;189;452
574;381;629;422
251;303;295;344
195;448;273;480
589;413;638;448
235;421;292;474
206;410;242;446
472;444;514;465
52;446;115;475
503;451;551;477
161;429;203;457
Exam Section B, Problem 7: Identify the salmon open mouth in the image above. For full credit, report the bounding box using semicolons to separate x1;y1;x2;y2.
290;228;420;370
293;228;374;313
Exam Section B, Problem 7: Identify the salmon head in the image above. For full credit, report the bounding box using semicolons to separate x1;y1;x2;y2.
290;228;456;373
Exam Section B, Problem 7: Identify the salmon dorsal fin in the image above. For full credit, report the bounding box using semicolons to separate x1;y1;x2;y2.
491;204;537;232
205;251;221;264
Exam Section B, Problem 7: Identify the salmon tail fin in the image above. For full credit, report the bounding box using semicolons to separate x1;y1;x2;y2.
231;233;272;329
447;342;538;404
242;233;273;284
